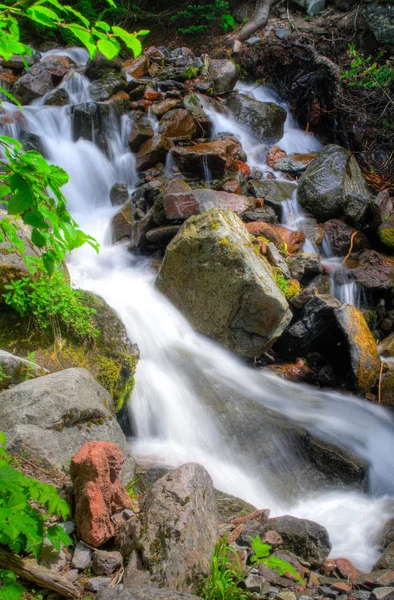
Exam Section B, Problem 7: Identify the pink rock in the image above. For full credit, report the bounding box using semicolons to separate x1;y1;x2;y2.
70;442;133;547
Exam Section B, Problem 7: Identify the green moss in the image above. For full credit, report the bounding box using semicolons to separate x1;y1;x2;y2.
97;353;138;412
273;269;300;300
378;226;394;251
181;67;199;79
210;218;220;231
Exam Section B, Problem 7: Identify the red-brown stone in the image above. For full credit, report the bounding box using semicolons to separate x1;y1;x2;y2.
331;581;352;592
266;145;287;168
223;180;243;195
123;54;150;79
230;160;251;178
246;222;305;254
335;557;363;580
144;88;163;102
70;441;133;547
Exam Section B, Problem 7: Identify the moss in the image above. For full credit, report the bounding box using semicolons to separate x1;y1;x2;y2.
181;67;199;79
378;226;394;251
210;218;220;231
273;269;300;300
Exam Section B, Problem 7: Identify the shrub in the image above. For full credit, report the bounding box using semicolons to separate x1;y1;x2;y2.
341;45;394;89
171;0;233;34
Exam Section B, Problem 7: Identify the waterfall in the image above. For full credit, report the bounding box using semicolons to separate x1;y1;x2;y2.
1;50;393;572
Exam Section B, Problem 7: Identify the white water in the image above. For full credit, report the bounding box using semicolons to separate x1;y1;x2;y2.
1;52;393;571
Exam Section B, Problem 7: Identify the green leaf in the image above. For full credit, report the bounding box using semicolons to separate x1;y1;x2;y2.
48;165;69;187
0;185;10;198
63;25;96;57
23;210;49;229
0;86;21;107
31;228;47;248
8;192;33;215
63;5;90;28
95;20;110;32
42;253;55;276
97;36;120;60
0;136;22;151
137;30;149;36
0;432;6;447
106;0;116;7
111;27;141;57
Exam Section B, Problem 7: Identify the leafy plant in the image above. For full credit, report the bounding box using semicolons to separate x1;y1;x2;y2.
220;13;235;32
249;536;304;585
23;352;37;381
0;366;10;384
341;45;394;89
0;432;72;599
171;0;231;35
200;537;250;600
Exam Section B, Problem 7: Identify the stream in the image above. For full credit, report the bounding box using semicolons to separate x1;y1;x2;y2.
1;48;393;572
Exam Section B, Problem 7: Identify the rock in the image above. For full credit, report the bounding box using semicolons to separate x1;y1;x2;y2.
374;545;394;572
244;573;270;594
354;570;394;590
123;55;150;79
159;109;197;139
156;208;292;357
89;73;126;102
136;135;173;171
351;250;394;294
106;91;130;112
0;368;136;482
0;349;48;390
227;93;287;144
335;557;363;580
71;441;133;547
265;359;313;383
97;589;201;600
111;201;134;243
214;489;257;523
292;0;326;16
0;50;39;69
183;93;213;136
85;577;112;592
12;63;54;104
243;206;278;224
381;373;394;406
213;132;247;162
275;152;318;173
298;145;370;223
72;542;93;571
379;333;394;358
172;140;239;177
72;102;114;154
110;183;129;206
286;253;322;283
222;180;242;195
361;3;394;53
246;222;305;254
40;55;77;78
266;145;287;168
128;117;154;153
378;219;394;251
44;88;70;106
39;540;67;572
119;463;218;593
162;179;196;220
262;515;331;567
208;59;238;94
266;242;291;277
130;209;154;250
192;189;254;216
248;180;297;216
372;589;394;600
370;191;393;230
92;550;123;575
323;219;369;256
85;51;122;80
145;225;180;246
151;98;182;117
334;0;357;11
246;36;261;46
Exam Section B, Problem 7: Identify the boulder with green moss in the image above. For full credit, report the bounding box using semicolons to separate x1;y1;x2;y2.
378;218;394;251
156;208;292;357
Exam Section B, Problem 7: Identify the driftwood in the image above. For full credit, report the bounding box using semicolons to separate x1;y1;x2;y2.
227;0;280;44
0;548;82;599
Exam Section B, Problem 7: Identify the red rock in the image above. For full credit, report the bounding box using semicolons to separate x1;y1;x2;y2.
70;442;133;547
144;88;162;102
321;558;337;575
335;557;363;580
262;530;283;547
266;145;287;168
246;222;305;254
163;179;198;220
230;160;251;178
151;98;182;117
0;68;17;86
159;108;197;139
227;524;244;544
135;135;173;172
266;359;313;383
129;100;152;111
231;508;270;527
123;54;149;79
223;180;242;195
332;581;352;592
172;140;239;177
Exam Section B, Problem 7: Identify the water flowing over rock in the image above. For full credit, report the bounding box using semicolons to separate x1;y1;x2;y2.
298;145;370;222
0;368;135;482
158;108;197;139
323;219;369;256
171;139;239;177
156;208;292;357
226;93;287;144
119;463;218;593
248;180;297;216
71;441;133;547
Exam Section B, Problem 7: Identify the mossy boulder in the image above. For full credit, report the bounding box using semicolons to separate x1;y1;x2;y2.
0;291;139;416
378;218;394;251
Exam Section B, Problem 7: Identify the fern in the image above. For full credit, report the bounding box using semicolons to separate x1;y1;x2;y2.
249;536;305;585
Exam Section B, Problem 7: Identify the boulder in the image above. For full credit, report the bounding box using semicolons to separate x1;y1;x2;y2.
44;88;70;106
89;73;126;102
156;208;292;357
361;3;394;53
151;98;182;117
350;250;394;294
145;225;180;246
208;59;238;94
12;63;54;104
298;145;370;223
378;219;394;251
123;55;150;79
119;463;218;593
110;183;129;206
286;253;322;283
97;589;201;600
136;135;173;171
183;93;213;136
248;180;297;216
111;201;134;243
246;222;305;254
274;152;318;173
128;118;154;153
0;368;136;482
162;179;197;220
323;219;369;256
370;190;393;230
92;550;123;575
85;52;122;80
158;108;197;139
171;140;239;177
0;349;48;390
226;93;287;144
374;544;394;571
72;102;114;154
71;441;133;547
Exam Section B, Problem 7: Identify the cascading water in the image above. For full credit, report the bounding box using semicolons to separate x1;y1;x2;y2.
1;49;393;572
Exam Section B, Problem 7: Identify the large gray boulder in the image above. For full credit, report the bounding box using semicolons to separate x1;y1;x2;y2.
119;463;218;593
248;180;297;217
298;145;370;223
362;3;394;53
0;368;135;483
226;93;287;144
0;349;48;390
156;208;292;357
72;102;114;154
97;589;201;600
209;59;238;94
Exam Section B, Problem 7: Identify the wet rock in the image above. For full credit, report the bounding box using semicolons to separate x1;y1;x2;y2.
119;463;218;593
135;135;173;171
44;88;70;106
370;190;393;230
243;206;278;224
351;250;394;293
246;222;305;254
156;208;291;357
266;145;287;168
213;132;248;162
192;190;254;216
266;242;291;277
286;253;322;283
157;65;200;82
354;570;394;590
123;55;150;79
380;373;394;406
92;550;123;575
361;3;394;53
262;515;331;567
71;441;133;547
12;63;54;104
172;140;239;177
183;93;213;136
378;219;394;251
128;117;154;153
162;179;197;220
159;108;197;139
85;577;112;592
72;542;93;571
227;93;287;144
298;145;370;223
85;51;122;80
335;557;363;580
248;180;297;217
371;588;394;600
151;98;182;117
110;183;129;207
222;180;242;195
374;545;394;571
0;50;39;69
89;73;126;101
0;369;136;483
130;208;154;250
323;219;369;256
97;589;201;600
106;90;131;112
230;159;251;178
208;59;238;94
265;359;313;383
111;201;134;243
0;349;48;390
72;102;113;154
275;152;318;173
145;225;180;246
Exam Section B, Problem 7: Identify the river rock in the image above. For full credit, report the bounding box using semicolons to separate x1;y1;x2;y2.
156;208;292;357
370;190;393;230
0;368;136;482
111;201;134;243
162;179;196;220
298;145;370;223
110;183;129;206
209;59;238;94
128;117;154;153
44;88;70;106
351;250;394;293
151;98;182;117
123;55;150;79
85;51;122;80
246;222;305;254
97;589;201;600
72;102;113;154
136;135;173;171
286;253;322;283
159;108;197;139
226;93;287;144
374;545;394;571
12;63;54;104
0;349;48;390
119;463;218;593
380;373;394;406
171;140;239;177
89;72;126;101
92;550;123;575
323;219;369;256
183;93;213;136
248;180;297;216
361;3;394;53
274;152;318;173
146;225;180;246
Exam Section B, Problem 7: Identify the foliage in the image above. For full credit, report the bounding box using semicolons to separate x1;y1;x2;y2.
0;366;10;383
23;352;37;381
273;269;300;300
171;0;232;34
200;537;250;600
249;536;304;585
3;270;98;341
341;45;394;89
0;432;72;599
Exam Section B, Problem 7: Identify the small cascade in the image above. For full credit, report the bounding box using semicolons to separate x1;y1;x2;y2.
201;154;212;188
147;107;159;136
321;236;364;309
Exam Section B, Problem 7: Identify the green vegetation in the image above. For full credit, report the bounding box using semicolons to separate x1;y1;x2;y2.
0;366;10;383
341;45;394;88
171;1;234;34
273;269;300;300
249;535;304;585
0;432;72;599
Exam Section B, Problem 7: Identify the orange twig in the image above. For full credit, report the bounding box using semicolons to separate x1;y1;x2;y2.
343;231;357;263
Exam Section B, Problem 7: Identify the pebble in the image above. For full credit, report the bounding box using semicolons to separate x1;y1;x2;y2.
84;577;112;592
63;569;79;583
59;521;75;535
71;542;92;571
246;36;260;45
275;29;292;39
92;550;123;576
